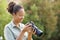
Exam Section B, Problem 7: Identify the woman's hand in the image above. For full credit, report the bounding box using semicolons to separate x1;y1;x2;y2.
27;26;36;40
23;24;36;33
16;24;33;40
22;24;32;32
22;24;36;40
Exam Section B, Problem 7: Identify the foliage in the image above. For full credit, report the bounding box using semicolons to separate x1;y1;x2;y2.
0;0;60;40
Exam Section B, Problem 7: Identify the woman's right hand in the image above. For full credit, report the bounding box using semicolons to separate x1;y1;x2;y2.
22;24;33;33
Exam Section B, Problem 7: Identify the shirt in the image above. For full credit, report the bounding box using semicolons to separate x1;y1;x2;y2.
4;21;33;40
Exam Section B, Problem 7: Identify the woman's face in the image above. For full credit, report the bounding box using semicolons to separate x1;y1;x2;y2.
13;8;25;23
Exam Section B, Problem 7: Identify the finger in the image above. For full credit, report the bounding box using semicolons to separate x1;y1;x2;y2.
24;25;32;30
24;24;31;29
33;28;35;32
34;30;36;34
33;29;36;34
28;27;32;30
26;24;32;27
28;27;32;32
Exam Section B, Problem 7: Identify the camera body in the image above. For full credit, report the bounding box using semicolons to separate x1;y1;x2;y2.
28;21;43;37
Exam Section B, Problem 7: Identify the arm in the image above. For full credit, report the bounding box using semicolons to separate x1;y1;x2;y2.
16;30;25;40
28;33;33;40
16;24;34;40
16;30;33;40
4;26;26;40
28;28;36;40
16;24;33;40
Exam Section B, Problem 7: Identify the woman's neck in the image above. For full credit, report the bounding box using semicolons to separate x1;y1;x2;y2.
13;19;20;27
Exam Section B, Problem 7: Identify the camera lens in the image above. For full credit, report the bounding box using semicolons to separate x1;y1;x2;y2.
30;21;43;37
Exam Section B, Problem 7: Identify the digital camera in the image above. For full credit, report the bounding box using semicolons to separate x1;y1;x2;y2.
27;21;43;37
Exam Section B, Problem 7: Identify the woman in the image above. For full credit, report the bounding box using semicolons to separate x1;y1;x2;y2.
4;2;35;40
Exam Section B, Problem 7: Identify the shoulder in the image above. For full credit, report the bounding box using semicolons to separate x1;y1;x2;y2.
4;22;11;31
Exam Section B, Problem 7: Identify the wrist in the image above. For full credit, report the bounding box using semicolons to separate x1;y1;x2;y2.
28;34;32;40
28;33;32;37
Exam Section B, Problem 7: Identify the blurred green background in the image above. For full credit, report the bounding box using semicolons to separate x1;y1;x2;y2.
0;0;60;40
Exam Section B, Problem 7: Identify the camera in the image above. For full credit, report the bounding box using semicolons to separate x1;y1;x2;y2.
27;21;43;37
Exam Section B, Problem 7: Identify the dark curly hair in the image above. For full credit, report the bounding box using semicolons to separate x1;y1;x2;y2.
7;2;23;14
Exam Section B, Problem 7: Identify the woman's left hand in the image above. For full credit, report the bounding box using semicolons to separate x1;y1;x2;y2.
28;27;36;37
